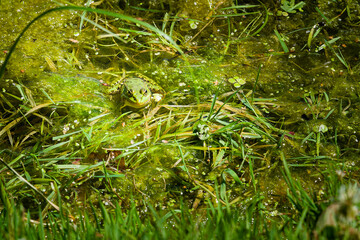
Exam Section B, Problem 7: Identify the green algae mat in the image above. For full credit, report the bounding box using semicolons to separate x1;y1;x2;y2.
1;0;360;239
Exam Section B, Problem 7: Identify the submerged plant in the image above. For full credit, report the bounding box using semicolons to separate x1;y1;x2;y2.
280;0;305;14
1;1;359;239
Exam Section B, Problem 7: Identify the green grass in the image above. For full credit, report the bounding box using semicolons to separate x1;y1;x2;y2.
1;70;358;240
1;191;269;239
1;167;358;239
1;1;360;239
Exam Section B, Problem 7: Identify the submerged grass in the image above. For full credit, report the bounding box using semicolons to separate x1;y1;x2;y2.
1;1;360;239
1;71;358;239
0;6;183;80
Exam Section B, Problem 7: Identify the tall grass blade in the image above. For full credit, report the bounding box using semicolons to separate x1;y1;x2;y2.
315;7;331;26
274;29;289;53
325;39;349;69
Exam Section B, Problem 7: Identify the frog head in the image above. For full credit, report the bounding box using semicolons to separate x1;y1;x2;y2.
122;78;152;108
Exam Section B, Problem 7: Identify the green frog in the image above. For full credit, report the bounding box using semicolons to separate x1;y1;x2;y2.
108;75;165;109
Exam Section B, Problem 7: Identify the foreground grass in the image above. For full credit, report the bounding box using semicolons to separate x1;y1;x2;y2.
1;2;360;239
1;181;359;239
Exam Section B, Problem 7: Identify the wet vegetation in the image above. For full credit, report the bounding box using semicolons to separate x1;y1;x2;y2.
1;0;360;239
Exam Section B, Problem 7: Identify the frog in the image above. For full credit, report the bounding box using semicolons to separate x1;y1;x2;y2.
108;75;165;110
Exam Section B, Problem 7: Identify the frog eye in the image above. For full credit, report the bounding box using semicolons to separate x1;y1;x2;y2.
140;88;148;95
